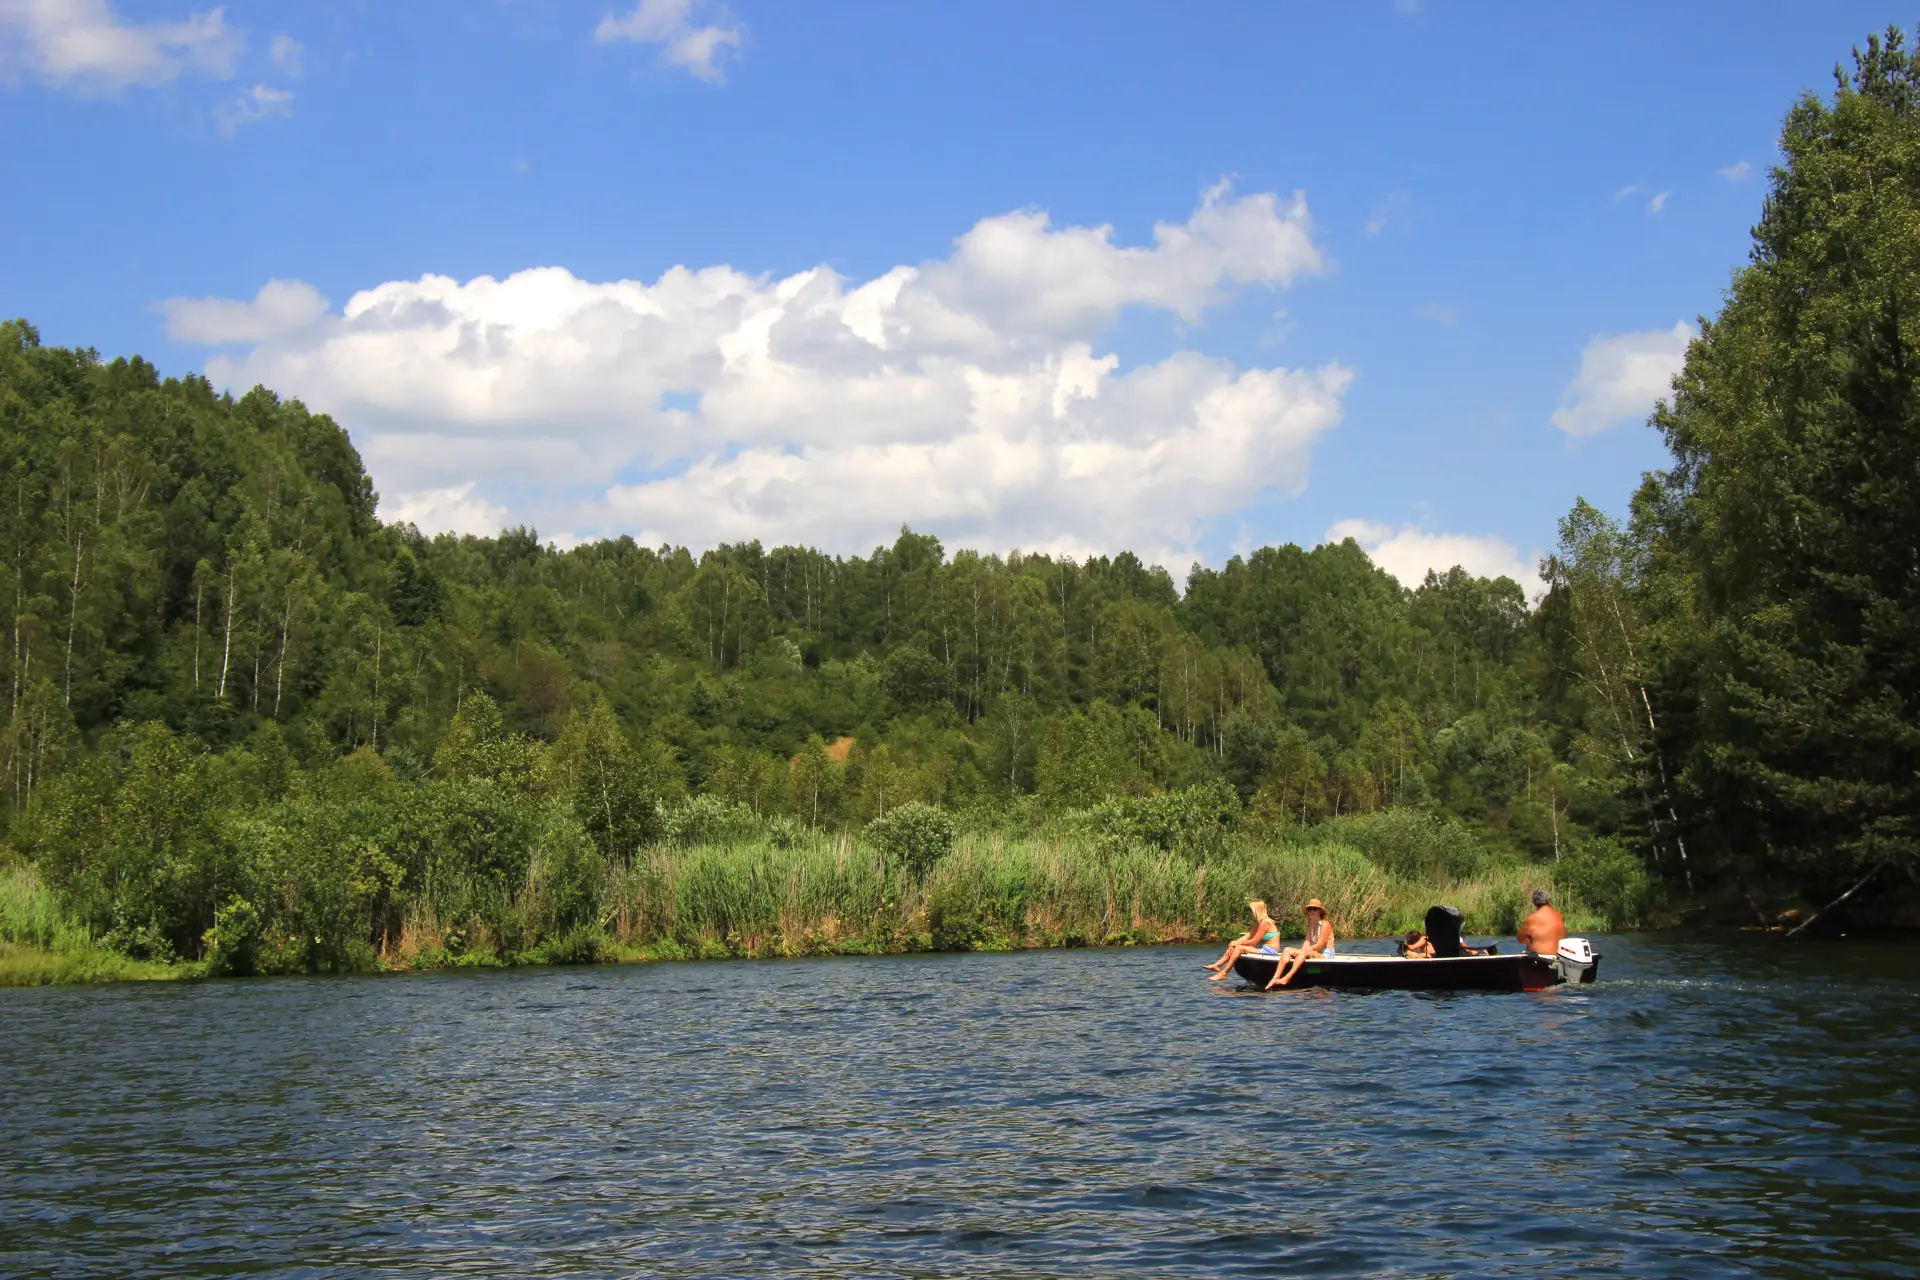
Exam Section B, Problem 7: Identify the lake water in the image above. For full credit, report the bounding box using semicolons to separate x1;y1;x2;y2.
3;935;1917;1278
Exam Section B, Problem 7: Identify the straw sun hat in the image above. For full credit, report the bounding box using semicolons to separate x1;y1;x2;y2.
1303;899;1326;912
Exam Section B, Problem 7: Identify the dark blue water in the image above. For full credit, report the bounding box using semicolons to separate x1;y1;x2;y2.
3;935;1918;1278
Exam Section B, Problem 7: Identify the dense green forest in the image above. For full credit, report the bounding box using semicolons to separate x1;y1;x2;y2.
5;26;1920;979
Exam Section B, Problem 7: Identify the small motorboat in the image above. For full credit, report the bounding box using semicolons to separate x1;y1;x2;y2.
1230;906;1599;992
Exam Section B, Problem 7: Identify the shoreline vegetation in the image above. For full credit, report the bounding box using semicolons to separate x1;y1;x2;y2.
10;27;1920;989
2;805;1614;987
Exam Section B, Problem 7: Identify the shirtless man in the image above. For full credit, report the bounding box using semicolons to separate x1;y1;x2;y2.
1516;889;1567;956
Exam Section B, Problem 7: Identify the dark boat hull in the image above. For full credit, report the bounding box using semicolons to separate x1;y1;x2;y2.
1230;951;1579;991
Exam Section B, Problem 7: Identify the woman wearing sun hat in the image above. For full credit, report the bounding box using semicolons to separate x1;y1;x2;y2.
1266;898;1336;989
1206;900;1282;980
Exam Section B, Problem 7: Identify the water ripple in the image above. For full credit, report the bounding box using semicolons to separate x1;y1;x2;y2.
2;935;1918;1277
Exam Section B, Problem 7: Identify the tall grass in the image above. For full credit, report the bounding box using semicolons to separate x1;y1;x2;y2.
596;830;1586;960
0;864;193;986
0;863;94;952
3;808;1602;983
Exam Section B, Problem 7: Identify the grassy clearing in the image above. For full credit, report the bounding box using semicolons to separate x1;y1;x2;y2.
0;865;199;986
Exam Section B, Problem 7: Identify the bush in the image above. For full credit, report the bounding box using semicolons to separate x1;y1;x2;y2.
865;802;955;877
660;794;762;846
1080;781;1240;856
1557;837;1649;928
525;814;606;941
1315;808;1491;881
202;895;262;976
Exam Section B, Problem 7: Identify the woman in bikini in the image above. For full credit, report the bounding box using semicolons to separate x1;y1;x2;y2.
1266;899;1336;988
1206;900;1281;980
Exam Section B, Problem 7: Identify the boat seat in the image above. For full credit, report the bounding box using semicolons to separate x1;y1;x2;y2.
1424;905;1468;958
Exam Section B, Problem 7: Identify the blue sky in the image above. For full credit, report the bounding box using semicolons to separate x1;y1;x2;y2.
2;0;1911;586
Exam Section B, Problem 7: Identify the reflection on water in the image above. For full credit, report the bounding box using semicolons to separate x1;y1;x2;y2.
2;935;1917;1277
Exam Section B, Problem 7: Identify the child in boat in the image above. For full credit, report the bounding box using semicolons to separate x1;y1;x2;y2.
1402;929;1435;959
1266;899;1336;988
1206;900;1281;979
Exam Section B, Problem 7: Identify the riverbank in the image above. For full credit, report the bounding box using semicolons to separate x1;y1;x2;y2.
3;819;1610;985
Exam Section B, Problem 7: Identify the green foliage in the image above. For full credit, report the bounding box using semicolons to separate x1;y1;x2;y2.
1538;25;1920;916
1556;838;1651;930
0;863;90;952
1081;780;1240;855
549;701;666;859
65;63;1920;954
661;794;762;846
202;895;262;976
1312;808;1496;883
865;801;956;877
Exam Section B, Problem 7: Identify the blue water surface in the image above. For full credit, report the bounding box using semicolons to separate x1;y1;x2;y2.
3;934;1917;1277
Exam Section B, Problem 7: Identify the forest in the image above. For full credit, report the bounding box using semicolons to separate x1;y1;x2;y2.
5;27;1920;980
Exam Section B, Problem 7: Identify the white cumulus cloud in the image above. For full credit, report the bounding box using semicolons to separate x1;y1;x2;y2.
382;483;510;539
1646;189;1670;215
1550;321;1694;437
596;0;742;83
1717;160;1751;182
0;0;241;91
169;185;1348;561
1325;520;1543;597
158;278;327;343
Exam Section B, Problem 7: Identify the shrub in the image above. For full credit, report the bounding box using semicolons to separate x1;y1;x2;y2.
1557;837;1649;928
1315;808;1491;881
1080;780;1240;855
865;802;955;877
202;895;262;976
525;813;606;941
660;794;762;846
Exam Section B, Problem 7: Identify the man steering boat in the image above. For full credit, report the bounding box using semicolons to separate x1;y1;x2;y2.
1516;889;1567;957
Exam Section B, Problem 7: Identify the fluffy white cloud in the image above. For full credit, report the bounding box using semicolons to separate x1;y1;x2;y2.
1646;189;1670;214
213;81;291;133
158;278;327;343
596;0;742;83
1550;321;1694;437
1325;520;1543;597
1717;160;1751;182
0;0;240;90
605;356;1350;562
382;483;509;539
171;186;1348;559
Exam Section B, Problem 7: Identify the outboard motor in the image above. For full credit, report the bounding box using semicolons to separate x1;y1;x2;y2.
1555;937;1599;984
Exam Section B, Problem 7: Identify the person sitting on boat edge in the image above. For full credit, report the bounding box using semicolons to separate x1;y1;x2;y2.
1206;900;1281;980
1402;929;1435;959
1266;899;1336;989
1517;889;1567;957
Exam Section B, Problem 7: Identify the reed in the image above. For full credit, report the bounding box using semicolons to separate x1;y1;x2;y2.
0;864;94;953
2;817;1602;984
0;864;195;985
596;832;1589;959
